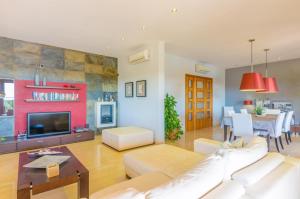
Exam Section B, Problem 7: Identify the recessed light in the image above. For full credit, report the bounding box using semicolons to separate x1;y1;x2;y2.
121;37;125;41
171;8;178;13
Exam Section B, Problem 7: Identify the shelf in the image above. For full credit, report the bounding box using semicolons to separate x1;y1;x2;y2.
25;85;80;90
24;99;80;103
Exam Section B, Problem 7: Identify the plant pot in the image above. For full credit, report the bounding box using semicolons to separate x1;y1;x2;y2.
256;114;266;117
167;129;178;140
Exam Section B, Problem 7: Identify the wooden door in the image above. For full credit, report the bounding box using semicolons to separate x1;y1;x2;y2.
185;74;213;131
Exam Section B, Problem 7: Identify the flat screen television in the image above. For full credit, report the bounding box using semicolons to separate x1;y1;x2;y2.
27;112;71;138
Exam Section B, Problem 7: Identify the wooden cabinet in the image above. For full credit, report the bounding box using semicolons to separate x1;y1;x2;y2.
0;131;94;154
17;136;61;151
60;131;94;145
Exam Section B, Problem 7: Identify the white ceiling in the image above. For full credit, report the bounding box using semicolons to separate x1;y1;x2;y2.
0;0;300;68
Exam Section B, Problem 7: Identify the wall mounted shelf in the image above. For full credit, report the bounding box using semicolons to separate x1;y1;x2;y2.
24;99;80;103
25;85;80;90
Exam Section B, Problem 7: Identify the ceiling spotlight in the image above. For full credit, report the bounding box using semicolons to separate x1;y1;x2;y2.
121;37;125;41
171;8;178;13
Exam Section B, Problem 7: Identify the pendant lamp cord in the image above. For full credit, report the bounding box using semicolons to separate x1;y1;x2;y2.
264;49;269;77
249;39;255;72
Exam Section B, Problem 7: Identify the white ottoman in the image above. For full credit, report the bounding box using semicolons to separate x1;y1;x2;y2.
102;126;154;151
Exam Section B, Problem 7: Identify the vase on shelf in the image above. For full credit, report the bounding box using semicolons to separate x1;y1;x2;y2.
43;76;47;86
34;68;40;86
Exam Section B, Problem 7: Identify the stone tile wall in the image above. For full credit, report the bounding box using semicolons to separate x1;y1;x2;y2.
0;36;118;133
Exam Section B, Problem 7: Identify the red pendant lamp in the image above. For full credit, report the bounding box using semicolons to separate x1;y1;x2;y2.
257;49;279;93
240;39;266;91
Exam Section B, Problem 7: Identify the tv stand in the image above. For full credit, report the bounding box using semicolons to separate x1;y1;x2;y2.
0;131;94;154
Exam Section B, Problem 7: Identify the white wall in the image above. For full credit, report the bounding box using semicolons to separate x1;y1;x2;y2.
165;53;225;128
118;41;165;143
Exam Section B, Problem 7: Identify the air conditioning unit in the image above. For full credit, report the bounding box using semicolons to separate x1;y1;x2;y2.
128;49;150;64
195;64;210;74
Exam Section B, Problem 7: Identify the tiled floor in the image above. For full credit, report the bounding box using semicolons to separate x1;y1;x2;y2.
168;127;224;150
1;127;299;199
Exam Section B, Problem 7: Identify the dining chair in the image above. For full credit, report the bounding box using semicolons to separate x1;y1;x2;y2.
223;106;235;141
265;109;281;115
240;109;248;114
231;113;255;140
282;111;294;145
223;106;235;117
272;112;286;152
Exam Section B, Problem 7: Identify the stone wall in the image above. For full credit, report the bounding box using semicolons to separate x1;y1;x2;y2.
0;36;118;133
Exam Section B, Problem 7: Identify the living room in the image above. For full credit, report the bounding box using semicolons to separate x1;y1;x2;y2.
1;1;300;199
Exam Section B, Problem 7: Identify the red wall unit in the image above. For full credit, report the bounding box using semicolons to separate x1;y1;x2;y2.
14;80;87;136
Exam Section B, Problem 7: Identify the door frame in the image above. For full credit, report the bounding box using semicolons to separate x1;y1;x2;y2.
185;74;213;131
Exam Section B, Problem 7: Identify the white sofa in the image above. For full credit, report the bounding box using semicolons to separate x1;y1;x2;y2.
91;137;300;199
102;126;154;151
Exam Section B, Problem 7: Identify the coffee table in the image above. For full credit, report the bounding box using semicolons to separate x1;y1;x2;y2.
17;146;89;199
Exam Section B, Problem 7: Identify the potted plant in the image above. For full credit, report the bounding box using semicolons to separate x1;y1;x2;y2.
254;106;265;117
164;94;183;140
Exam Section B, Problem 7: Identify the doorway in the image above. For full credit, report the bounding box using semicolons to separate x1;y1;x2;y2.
185;74;213;131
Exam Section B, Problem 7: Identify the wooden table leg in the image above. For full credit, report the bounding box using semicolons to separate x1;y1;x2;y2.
224;125;228;141
17;187;30;199
79;172;89;199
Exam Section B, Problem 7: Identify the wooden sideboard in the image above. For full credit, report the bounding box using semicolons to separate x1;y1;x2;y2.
0;131;94;154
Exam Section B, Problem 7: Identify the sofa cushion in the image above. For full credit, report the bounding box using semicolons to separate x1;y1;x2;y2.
145;154;225;199
239;195;253;199
222;138;245;149
202;181;246;199
123;144;205;178
245;162;300;199
217;136;268;180
90;172;171;199
232;152;284;187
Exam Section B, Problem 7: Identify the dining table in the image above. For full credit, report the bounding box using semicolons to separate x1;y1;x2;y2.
222;114;278;141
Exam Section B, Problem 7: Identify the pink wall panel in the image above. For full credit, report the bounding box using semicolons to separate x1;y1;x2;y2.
14;80;87;135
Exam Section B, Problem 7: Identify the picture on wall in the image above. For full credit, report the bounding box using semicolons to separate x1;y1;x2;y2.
136;80;146;97
125;82;134;97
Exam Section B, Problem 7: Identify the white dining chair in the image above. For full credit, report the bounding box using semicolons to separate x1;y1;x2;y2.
222;106;235;141
240;109;248;114
231;113;255;140
271;112;286;152
265;109;281;115
224;106;235;117
283;111;294;145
